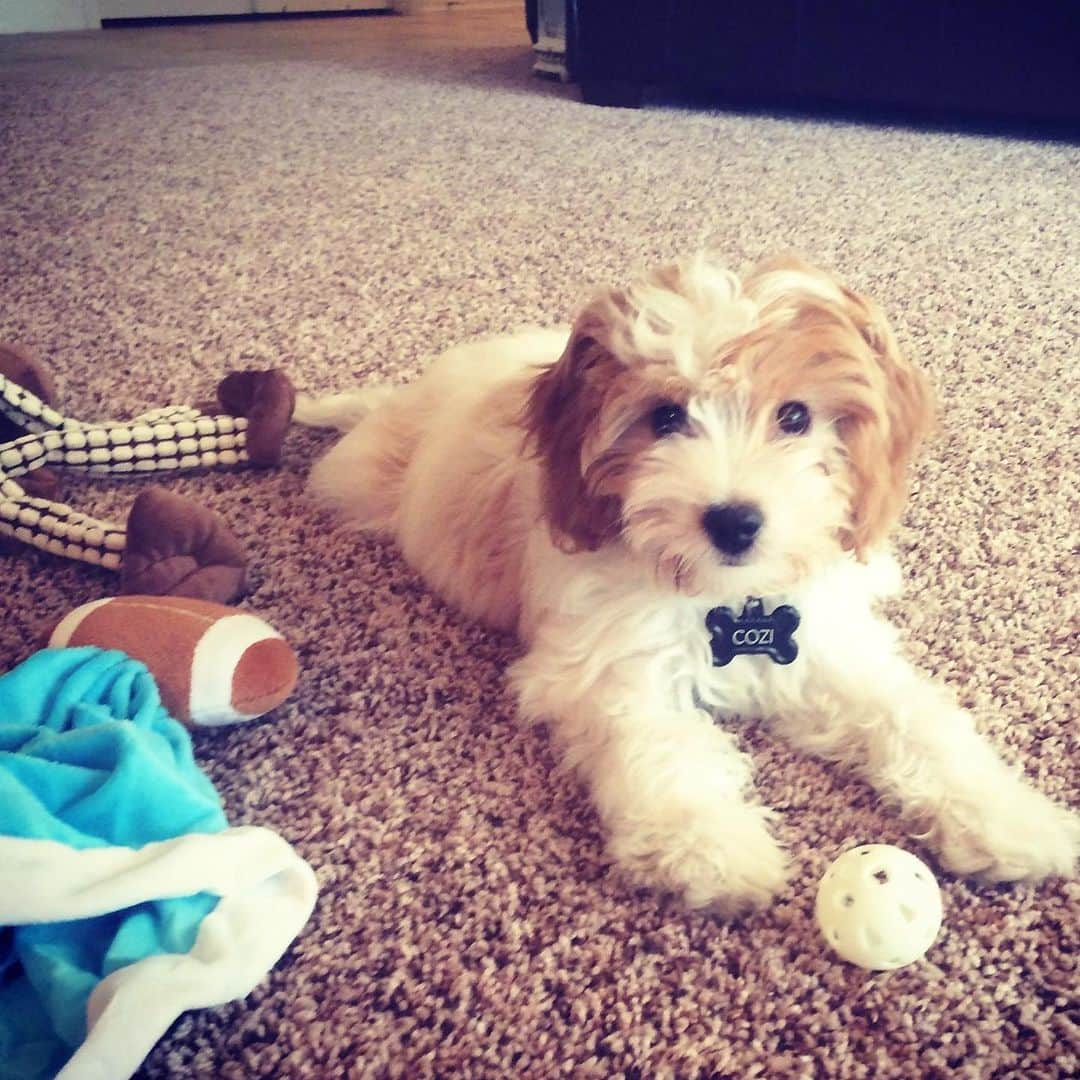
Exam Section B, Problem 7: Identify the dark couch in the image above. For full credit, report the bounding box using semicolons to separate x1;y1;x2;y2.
541;1;1080;127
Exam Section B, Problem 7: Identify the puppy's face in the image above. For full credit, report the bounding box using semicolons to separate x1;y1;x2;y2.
523;254;934;598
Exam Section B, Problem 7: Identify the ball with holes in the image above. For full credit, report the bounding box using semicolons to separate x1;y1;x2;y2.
44;595;299;728
815;844;943;970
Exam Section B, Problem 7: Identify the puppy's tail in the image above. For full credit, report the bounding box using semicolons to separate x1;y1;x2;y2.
293;386;395;433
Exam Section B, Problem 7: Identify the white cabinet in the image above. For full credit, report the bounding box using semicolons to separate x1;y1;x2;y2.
100;2;249;15
100;1;390;17
250;1;389;10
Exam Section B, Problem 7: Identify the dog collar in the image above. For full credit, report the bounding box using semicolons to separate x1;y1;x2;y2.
706;597;800;666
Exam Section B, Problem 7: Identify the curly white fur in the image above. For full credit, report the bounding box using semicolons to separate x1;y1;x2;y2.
299;252;1079;912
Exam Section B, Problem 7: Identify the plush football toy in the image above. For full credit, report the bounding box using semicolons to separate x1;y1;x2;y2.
43;595;300;727
0;342;296;604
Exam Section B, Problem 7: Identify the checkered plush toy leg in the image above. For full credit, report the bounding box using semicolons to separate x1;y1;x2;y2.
0;476;127;569
0;371;254;573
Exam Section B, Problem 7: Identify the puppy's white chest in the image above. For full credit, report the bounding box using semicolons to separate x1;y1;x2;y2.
689;557;902;720
686;590;841;720
692;633;792;720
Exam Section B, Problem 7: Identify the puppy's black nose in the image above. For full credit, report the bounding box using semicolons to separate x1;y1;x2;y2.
702;502;763;556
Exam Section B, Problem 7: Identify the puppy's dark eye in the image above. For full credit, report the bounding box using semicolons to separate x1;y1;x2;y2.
650;402;687;437
776;400;811;435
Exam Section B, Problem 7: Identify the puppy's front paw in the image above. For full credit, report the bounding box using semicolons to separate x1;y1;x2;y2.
929;782;1080;884
609;802;788;913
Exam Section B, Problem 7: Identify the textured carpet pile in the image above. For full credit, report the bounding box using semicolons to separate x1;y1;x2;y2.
0;9;1077;1077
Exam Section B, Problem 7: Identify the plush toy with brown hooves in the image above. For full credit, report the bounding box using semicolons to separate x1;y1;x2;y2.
0;343;295;604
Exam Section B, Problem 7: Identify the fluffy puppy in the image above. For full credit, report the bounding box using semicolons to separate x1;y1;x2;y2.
298;253;1078;912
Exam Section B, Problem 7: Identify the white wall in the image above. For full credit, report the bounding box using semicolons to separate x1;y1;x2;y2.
0;1;101;33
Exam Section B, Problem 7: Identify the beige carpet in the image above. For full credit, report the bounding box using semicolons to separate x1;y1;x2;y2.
1;8;1078;1078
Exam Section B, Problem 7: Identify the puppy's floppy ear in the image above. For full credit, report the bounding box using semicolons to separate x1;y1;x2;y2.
837;289;936;557
521;302;624;552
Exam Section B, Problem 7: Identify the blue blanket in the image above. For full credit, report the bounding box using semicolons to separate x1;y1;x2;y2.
0;647;227;1080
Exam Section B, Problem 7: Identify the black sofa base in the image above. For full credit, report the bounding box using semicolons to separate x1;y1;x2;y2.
571;1;1080;129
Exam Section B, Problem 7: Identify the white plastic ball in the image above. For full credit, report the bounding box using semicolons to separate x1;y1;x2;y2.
816;845;943;970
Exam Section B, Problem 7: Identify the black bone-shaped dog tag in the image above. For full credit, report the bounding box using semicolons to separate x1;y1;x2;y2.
706;598;800;666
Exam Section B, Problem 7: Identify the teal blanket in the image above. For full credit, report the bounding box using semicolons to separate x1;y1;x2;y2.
0;647;227;1079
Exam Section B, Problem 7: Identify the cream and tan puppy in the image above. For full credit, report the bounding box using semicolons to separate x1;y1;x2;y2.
298;253;1078;912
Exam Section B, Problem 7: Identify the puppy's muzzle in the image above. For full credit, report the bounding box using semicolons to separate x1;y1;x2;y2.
702;502;763;557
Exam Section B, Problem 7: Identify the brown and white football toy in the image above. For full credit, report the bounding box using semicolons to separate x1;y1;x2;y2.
44;595;299;728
